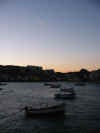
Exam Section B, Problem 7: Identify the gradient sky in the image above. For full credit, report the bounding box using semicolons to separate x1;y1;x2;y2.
0;0;100;72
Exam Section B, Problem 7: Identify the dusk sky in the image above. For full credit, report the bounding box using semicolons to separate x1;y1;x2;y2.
0;0;100;72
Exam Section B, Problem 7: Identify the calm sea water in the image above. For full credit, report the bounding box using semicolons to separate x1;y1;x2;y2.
0;82;100;133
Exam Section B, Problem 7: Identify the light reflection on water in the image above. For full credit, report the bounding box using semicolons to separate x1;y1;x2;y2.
0;82;100;133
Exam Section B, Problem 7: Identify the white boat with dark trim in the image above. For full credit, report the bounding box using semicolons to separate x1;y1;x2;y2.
60;87;75;95
24;102;65;117
54;89;75;99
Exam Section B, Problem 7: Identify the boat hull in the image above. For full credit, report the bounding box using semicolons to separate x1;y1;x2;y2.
54;93;75;99
25;104;65;117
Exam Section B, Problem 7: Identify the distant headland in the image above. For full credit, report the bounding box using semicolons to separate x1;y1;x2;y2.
0;65;100;82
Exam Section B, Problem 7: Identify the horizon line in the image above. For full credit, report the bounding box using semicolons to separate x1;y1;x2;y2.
0;64;99;73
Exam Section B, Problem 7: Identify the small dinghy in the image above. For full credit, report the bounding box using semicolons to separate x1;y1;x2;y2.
24;102;65;117
60;87;75;95
55;92;75;99
55;87;75;99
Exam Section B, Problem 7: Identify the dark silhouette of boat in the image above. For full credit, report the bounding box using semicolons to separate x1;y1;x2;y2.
24;102;65;117
60;87;75;94
55;92;75;99
55;87;75;99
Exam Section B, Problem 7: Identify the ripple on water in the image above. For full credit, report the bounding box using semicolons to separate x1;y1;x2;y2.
0;82;100;133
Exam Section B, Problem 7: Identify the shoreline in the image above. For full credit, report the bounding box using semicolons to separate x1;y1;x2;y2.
0;80;100;84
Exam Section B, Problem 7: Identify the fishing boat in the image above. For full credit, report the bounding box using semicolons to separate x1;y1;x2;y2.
24;102;65;117
60;87;75;95
54;90;75;99
55;92;75;99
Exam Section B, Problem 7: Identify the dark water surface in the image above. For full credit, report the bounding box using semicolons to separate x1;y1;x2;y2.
0;82;100;133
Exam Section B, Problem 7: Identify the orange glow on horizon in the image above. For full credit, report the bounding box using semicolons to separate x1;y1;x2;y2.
0;62;100;73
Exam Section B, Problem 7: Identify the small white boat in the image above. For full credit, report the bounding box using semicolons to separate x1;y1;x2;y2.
60;87;75;95
55;91;75;99
24;102;65;117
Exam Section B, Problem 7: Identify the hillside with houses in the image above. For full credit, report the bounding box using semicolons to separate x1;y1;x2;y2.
0;65;100;82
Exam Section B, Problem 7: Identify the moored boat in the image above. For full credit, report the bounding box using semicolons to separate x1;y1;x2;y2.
54;91;75;99
60;87;75;95
24;102;65;117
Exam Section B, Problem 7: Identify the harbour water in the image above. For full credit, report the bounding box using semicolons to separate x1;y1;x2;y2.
0;82;100;133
